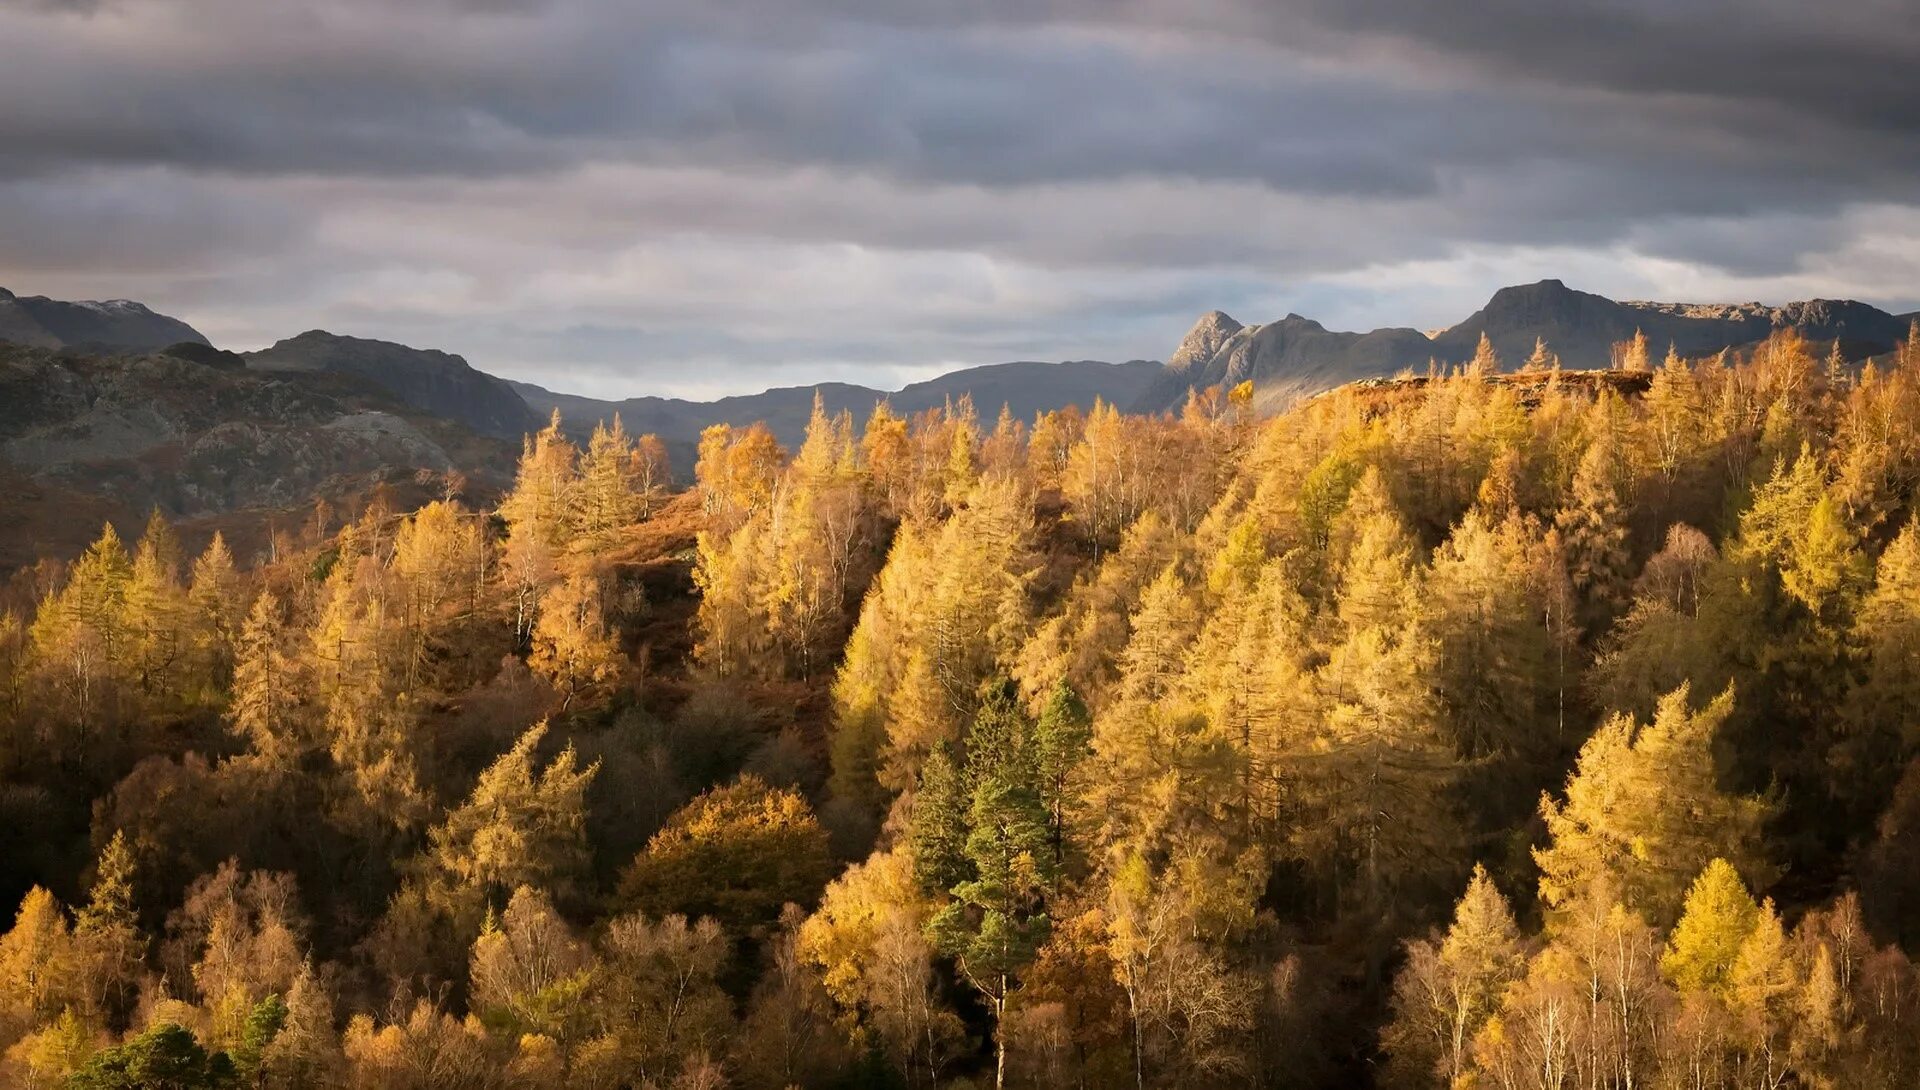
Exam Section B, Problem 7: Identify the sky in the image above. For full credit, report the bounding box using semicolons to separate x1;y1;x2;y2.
3;0;1919;399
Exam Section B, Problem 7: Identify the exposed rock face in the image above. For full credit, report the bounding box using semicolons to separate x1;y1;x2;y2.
1138;312;1434;413
1139;279;1914;412
0;286;210;351
511;358;1162;455
1169;310;1243;371
247;330;538;441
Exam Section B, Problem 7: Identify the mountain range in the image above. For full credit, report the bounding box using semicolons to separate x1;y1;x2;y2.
1139;279;1918;412
510;358;1162;453
0;277;1915;569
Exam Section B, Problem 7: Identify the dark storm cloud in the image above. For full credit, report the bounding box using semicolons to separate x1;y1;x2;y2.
1281;0;1920;133
1;0;1917;394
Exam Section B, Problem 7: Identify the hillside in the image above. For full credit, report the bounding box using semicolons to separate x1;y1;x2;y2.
1140;279;1916;411
0;342;514;569
6;327;1920;1088
248;330;538;441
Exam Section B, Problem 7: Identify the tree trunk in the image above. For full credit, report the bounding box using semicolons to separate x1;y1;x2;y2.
995;991;1009;1090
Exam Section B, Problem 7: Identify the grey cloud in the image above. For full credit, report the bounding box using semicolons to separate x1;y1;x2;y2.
1;0;1918;396
1278;0;1920;133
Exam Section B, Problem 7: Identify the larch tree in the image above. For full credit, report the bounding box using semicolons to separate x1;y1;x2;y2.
1784;493;1869;629
123;510;190;705
1645;344;1705;483
1522;336;1557;373
1182;552;1318;845
1728;896;1798;1085
187;532;243;679
1113;564;1198;706
428;722;599;909
940;396;982;511
228;592;301;766
830;473;1036;808
1427;509;1550;767
1536;685;1774;927
1027;405;1083;496
31;522;135;741
861;401;914;517
1842;518;1920;804
390;499;487;684
528;568;624;712
1311;470;1458;919
1661;859;1761;995
800;849;964;1089
696;421;785;525
72;832;143;1029
575;414;644;543
500;410;580;639
1618;328;1652;373
1467;332;1501;378
0;887;75;1048
260;961;342;1088
760;395;878;679
1013;509;1182;716
1383;864;1527;1088
307;565;406;772
691;509;771;679
1556;434;1635;633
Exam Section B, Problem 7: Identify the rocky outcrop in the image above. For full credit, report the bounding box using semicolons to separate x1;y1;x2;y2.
248;330;538;441
1137;312;1434;413
1169;310;1243;372
0;286;210;351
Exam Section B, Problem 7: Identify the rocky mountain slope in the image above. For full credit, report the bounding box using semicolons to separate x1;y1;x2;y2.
247;330;538;441
0;342;515;570
0;286;209;351
1141;279;1916;412
1136;312;1433;413
512;358;1161;453
1430;280;1910;371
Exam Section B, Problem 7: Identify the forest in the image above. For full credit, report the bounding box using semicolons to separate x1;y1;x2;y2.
7;328;1920;1088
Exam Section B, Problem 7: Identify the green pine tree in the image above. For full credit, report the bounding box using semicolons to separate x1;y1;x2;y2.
925;683;1057;1090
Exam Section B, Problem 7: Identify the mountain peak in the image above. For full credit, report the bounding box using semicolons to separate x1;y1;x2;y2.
1169;310;1244;371
1481;278;1584;310
0;286;208;350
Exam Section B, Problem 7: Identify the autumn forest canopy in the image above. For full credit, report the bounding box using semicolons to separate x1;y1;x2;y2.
11;329;1920;1087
